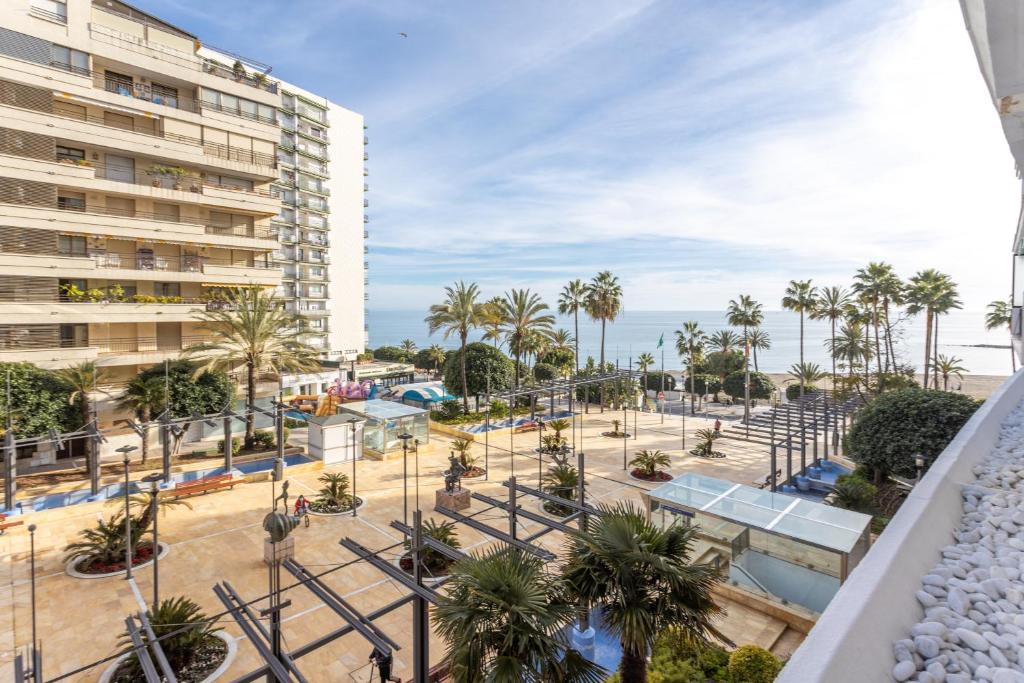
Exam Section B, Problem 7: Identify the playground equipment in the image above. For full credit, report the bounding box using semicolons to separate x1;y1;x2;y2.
306;379;377;417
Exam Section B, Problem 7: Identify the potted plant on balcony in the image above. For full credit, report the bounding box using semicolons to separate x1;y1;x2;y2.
232;60;245;81
253;72;267;88
61;283;88;302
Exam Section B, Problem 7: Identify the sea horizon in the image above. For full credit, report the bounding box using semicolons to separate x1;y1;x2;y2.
366;308;1014;376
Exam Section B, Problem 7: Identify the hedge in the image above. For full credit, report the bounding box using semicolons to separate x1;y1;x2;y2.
723;370;774;400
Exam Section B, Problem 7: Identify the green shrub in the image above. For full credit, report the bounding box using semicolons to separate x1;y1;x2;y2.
488;399;508;419
137;360;233;419
252;430;274;449
680;374;720;396
437;400;463;420
847;388;980;479
0;362;78;436
723;371;774;400
543;348;575;372
785;384;820;401
356;352;375;362
217;436;241;456
641;371;677;392
284;417;306;429
728;645;782;683
831;474;877;513
442;342;514;398
373;345;408;362
533;362;558;381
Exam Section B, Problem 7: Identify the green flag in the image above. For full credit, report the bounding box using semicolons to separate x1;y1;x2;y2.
657;333;664;348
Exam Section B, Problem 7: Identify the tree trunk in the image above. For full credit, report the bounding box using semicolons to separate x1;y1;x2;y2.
619;646;648;683
799;311;805;397
883;300;897;371
872;301;883;389
574;310;579;376
599;319;606;413
923;309;933;391
743;325;750;423
933;315;940;389
140;408;150;464
82;401;93;476
753;344;759;372
830;318;837;396
245;362;256;448
460;332;470;413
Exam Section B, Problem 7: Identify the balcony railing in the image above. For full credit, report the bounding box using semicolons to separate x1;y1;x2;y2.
0;334;213;353
78;252;278;274
200;59;279;94
93;75;201;113
48;202;275;239
30;5;67;23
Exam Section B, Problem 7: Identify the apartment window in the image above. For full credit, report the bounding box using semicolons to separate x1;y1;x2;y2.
208;174;252;191
59;324;87;347
58;278;86;301
105;197;135;217
153;203;179;222
103;70;133;97
154;283;180;297
31;0;67;22
103;111;134;132
57;234;87;256
50;44;88;76
200;88;275;124
53;101;86;121
56;146;85;162
150;82;178;109
57;192;85;211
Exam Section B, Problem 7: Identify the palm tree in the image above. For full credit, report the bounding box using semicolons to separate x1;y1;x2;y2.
400;339;417;357
543;454;580;514
811;286;853;393
117;597;219;679
549;328;575;354
563;502;726;683
748;328;771;373
53;361;108;476
636;352;655;395
559;279;588;375
782;280;818;396
521;329;549;372
986;298;1015;372
935;354;967;391
931;279;962;389
314;472;352;510
500;289;555;387
584;271;623;371
675;322;706;415
479;297;507;350
828;322;871;382
425;281;483;412
426;344;447;377
727;295;763;423
788;362;827;394
629;449;671;478
906;270;959;390
186;286;320;448
706;329;741;354
434;546;604;682
117;375;167;464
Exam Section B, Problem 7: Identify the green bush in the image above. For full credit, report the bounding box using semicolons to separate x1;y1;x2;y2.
252;430;274;449
641;371;677;392
0;362;78;436
728;645;782;683
413;347;445;370
373;345;408;362
723;371;774;400
543;348;574;372
533;362;558;381
831;474;877;513
356;352;375;362
847;388;980;479
785;384;820;401
442;342;514;398
284;417;306;429
137;360;233;419
217;436;241;456
680;374;720;396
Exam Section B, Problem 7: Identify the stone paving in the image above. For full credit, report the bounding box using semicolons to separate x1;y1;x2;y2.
0;409;808;681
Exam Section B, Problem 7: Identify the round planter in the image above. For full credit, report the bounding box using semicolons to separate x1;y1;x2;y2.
460;467;487;480
396;556;451;587
628;471;674;484
601;432;631;439
66;542;170;580
99;630;236;683
538;499;576;518
306;496;365;516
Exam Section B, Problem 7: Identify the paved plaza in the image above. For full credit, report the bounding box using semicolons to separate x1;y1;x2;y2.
0;409;812;681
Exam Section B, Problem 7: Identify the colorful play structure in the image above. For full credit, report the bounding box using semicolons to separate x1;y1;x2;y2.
289;379;378;417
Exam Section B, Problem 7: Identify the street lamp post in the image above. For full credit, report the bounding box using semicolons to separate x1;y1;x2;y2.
116;444;138;580
622;403;628;470
398;431;413;527
915;454;926;484
28;523;37;653
347;416;362;518
482;404;491;481
142;472;163;610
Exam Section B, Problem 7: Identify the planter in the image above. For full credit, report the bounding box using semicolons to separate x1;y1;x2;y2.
397;555;451;586
99;630;236;683
539;499;576;518
151;180;160;187
628;469;674;483
689;449;727;459
307;496;365;515
460;466;486;479
66;542;170;579
601;432;631;439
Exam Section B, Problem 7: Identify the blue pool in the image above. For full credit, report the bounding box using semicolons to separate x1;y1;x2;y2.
569;607;623;674
462;411;576;434
9;454;314;515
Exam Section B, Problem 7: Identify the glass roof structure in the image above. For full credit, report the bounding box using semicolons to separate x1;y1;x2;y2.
338;399;427;420
648;472;871;553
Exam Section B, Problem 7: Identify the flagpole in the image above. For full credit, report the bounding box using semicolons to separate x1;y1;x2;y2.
660;334;665;424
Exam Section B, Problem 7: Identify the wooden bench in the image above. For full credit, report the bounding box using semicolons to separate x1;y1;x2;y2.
0;514;23;535
168;474;238;499
514;421;540;434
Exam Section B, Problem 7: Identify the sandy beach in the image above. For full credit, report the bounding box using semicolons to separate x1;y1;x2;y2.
763;373;1011;401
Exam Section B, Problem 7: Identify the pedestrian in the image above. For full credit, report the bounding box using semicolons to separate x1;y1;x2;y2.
714;419;721;434
294;494;309;516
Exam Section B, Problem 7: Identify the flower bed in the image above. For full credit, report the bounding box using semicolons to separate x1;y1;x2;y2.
102;631;234;683
308;497;364;515
629;469;673;482
399;553;453;578
67;542;170;579
460;466;486;479
601;431;631;439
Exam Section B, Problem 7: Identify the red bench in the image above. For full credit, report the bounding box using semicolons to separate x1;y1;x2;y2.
168;474;238;499
0;514;23;534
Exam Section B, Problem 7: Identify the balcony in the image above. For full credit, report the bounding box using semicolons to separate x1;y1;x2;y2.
93;74;201;113
0;300;207;324
29;5;67;23
200;59;279;95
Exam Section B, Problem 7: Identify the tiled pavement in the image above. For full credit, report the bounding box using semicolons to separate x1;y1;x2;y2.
0;410;804;681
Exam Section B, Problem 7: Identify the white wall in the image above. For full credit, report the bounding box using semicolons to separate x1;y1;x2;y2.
779;370;1024;682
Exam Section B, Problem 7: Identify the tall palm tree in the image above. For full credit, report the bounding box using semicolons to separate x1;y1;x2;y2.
828;321;871;382
584;271;623;371
186;285;320;447
500;289;555;388
434;546;604;682
935;354;967;391
400;339;417;357
426;344;446;377
852;263;904;376
906;270;956;391
425;281;482;412
931;278;962;389
986;298;1015;372
117;375;167;464
54;361;108;475
706;329;741;354
549;328;574;354
636;352;655;396
675;322;706;415
521;329;549;372
782;280;818;396
559;279;588;376
563;502;726;683
811;286;853;393
878;268;905;371
479;296;507;350
748;328;771;373
727;295;763;423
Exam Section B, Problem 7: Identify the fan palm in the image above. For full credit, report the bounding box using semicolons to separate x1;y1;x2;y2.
811;286;854;393
116;488;192;541
315;472;352;509
727;295;763;423
935;354;967;391
629;449;671;477
543;454;580;513
852;263;904;377
549;328;575;354
782;280;818;396
400;339;418;356
584;271;623;370
64;513;134;567
479;297;507;350
675;322;706;415
185;286;320;448
117;375;167;464
788;362;827;393
636;352;655;394
931;279;963;389
451;437;475;469
416;519;462;574
117;597;219;679
500;289;555;387
748;328;771;373
53;360;109;478
986;298;1015;372
546;418;571;442
434;546;605;682
426;281;483;412
692;428;720;457
559;279;588;375
563;502;726;683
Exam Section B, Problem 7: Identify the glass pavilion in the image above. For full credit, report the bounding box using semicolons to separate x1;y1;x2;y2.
337;399;429;456
644;473;872;614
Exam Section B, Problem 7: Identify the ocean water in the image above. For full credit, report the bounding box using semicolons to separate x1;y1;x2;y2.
367;309;1013;376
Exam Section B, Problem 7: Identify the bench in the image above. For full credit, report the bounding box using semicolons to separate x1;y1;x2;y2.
514;421;540;434
168;474;238;499
0;514;23;535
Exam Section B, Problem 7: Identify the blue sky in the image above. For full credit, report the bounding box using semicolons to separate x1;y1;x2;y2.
138;0;1018;311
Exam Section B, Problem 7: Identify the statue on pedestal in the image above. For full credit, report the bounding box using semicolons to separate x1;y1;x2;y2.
443;452;467;493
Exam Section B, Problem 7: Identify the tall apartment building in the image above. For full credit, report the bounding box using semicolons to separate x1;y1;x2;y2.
0;0;366;387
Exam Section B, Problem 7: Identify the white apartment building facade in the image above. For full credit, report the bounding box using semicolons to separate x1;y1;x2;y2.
0;0;366;389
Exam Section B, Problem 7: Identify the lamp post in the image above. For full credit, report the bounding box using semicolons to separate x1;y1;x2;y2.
142;472;163;610
482;403;491;481
537;419;546;487
622;402;628;470
398;431;413;527
346;416;362;518
413;438;421;513
914;453;926;484
116;444;138;580
28;523;37;653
